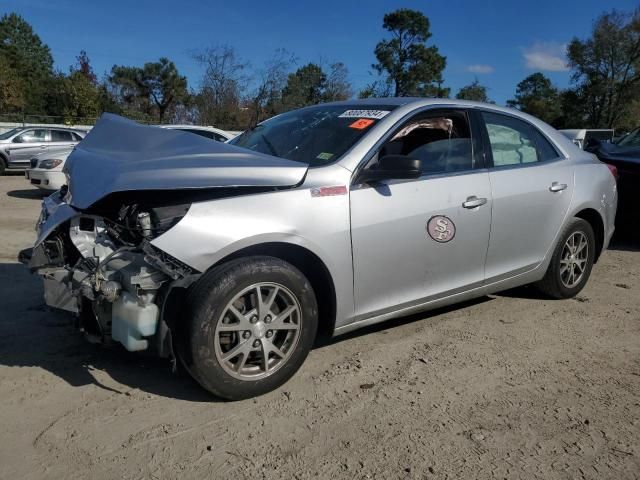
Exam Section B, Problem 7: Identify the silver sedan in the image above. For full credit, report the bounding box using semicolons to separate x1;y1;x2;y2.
23;99;617;400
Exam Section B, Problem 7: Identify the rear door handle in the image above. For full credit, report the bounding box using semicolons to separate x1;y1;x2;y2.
462;196;488;209
549;182;567;192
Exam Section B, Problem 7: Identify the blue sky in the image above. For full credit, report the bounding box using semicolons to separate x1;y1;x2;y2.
2;0;638;105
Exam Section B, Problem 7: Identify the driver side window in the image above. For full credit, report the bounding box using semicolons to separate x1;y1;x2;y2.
14;129;47;143
377;110;475;175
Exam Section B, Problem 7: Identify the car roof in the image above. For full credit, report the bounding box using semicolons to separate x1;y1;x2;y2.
321;96;503;109
15;126;86;132
307;97;551;120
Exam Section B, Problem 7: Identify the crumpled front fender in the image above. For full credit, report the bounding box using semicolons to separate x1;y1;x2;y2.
34;191;78;246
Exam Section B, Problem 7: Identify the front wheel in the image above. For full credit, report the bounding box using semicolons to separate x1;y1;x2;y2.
535;218;595;299
182;256;318;400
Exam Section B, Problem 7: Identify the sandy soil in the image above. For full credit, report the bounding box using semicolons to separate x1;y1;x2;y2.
0;174;639;480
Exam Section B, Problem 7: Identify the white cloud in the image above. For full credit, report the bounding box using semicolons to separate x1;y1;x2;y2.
466;64;495;74
523;42;569;71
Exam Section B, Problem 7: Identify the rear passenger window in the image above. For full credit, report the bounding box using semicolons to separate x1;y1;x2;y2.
51;130;73;142
482;112;558;167
378;111;476;175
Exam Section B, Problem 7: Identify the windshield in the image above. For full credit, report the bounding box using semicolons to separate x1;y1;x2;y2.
0;128;23;140
230;104;397;166
616;127;640;147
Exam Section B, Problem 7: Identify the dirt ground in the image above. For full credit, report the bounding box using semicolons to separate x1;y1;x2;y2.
0;174;639;480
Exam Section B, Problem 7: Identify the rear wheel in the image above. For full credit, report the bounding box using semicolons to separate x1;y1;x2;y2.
181;256;318;400
535;218;595;299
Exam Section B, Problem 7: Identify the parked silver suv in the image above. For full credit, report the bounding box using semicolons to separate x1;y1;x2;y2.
22;99;617;400
0;126;86;174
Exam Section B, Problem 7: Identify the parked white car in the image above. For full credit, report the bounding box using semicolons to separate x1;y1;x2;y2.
25;146;73;191
25;126;237;191
159;125;238;142
560;129;614;149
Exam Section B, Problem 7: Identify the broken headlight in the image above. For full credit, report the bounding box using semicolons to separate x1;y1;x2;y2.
114;202;191;242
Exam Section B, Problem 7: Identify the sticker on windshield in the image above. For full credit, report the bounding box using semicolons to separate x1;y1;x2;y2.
316;152;334;160
349;118;375;130
339;109;390;119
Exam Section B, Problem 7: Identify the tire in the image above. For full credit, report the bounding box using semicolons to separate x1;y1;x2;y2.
0;156;6;176
535;218;595;299
181;256;318;400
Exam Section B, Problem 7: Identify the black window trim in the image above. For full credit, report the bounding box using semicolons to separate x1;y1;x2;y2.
474;107;565;170
352;106;486;186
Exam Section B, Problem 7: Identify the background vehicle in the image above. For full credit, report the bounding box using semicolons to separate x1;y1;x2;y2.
25;147;73;191
0;127;85;174
159;125;238;142
560;129;615;149
22;125;239;191
585;130;640;231
23;100;617;400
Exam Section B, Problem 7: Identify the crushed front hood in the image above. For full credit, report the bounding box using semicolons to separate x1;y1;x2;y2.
65;114;308;209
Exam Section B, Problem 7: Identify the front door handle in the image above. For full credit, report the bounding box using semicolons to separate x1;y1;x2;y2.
549;182;567;192
462;196;488;209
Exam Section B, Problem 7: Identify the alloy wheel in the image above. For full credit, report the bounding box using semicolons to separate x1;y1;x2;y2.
560;231;589;289
213;282;302;381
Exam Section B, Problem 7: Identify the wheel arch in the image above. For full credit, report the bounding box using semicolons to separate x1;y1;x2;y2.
574;208;605;262
212;242;338;338
163;241;338;341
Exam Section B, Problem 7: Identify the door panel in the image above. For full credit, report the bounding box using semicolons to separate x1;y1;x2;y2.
485;162;574;280
9;129;47;167
350;172;492;317
478;110;575;281
49;129;77;151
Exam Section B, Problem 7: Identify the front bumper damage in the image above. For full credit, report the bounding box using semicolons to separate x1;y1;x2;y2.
20;191;198;356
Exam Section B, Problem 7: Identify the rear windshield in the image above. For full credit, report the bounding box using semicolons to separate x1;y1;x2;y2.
231;105;397;166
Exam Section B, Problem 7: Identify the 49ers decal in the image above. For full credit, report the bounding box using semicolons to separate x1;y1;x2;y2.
426;215;456;243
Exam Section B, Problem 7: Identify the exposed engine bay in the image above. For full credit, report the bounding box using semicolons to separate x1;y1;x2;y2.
22;189;200;357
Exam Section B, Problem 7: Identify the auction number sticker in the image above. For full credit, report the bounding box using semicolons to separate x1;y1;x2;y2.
339;109;390;119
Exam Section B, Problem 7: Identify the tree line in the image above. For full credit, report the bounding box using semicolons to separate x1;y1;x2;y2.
0;8;638;131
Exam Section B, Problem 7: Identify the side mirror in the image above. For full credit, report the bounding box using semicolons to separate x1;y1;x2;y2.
358;154;422;184
12;136;23;143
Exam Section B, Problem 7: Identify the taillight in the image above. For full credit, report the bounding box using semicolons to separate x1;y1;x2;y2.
606;164;618;180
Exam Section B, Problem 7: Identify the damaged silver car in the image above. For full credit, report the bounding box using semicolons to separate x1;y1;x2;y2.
21;99;617;400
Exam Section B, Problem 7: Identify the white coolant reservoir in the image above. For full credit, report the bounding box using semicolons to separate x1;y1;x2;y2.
111;291;159;351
